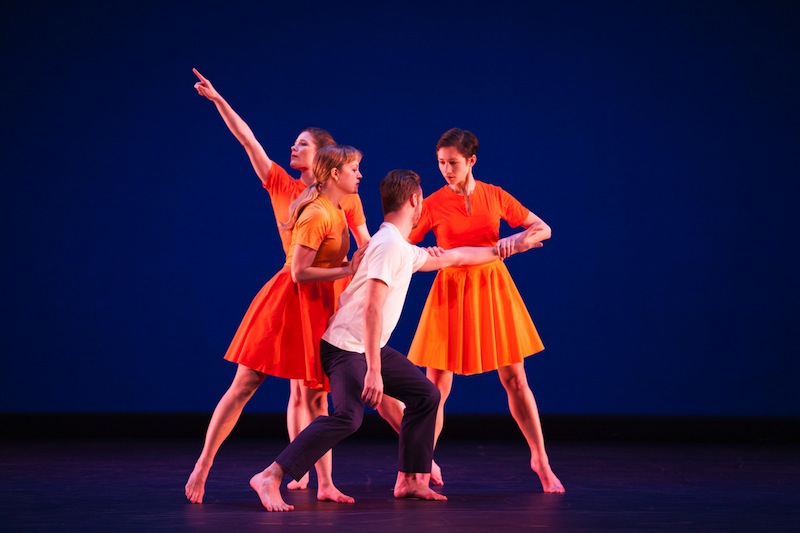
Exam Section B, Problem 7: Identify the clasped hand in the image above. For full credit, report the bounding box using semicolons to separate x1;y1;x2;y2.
496;221;544;259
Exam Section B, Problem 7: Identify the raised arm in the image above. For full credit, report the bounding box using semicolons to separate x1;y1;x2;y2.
418;222;544;272
192;68;273;184
290;244;367;283
361;279;387;409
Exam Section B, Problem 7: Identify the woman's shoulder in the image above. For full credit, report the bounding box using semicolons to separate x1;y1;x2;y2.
265;162;302;191
297;195;334;223
475;179;518;201
424;184;453;203
475;179;503;193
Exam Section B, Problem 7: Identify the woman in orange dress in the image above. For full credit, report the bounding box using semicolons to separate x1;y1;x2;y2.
185;69;368;504
407;128;564;493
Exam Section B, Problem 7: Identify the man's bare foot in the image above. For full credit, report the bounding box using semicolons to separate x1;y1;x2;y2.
531;458;565;493
250;464;294;511
393;472;447;501
317;483;355;504
185;463;209;504
430;460;444;486
287;472;309;491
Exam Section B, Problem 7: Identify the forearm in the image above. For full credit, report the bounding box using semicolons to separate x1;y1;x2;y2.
419;245;498;272
443;246;498;266
522;222;551;243
208;95;272;182
291;264;352;283
351;224;370;248
209;95;258;148
363;304;383;374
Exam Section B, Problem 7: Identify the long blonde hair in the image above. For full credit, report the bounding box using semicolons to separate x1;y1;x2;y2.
281;144;362;231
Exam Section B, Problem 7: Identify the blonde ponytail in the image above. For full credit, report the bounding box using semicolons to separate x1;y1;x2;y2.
281;182;321;231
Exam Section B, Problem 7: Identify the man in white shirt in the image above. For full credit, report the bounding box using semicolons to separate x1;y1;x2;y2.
249;169;546;511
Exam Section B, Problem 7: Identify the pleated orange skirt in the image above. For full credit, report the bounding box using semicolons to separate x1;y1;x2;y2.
407;259;544;375
223;266;349;391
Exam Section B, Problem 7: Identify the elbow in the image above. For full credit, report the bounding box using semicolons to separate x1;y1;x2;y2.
535;222;552;241
364;304;381;324
290;266;303;283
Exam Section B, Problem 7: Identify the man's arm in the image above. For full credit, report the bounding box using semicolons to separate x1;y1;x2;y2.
418;222;545;272
361;279;387;408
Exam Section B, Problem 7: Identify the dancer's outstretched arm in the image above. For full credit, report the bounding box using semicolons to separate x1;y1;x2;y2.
192;68;273;185
419;222;545;272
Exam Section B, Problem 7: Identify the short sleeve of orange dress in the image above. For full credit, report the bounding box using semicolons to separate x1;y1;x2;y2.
223;195;351;391
407;181;544;375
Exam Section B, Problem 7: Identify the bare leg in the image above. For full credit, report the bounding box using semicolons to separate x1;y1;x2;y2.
497;363;565;493
250;462;294;511
376;395;404;433
286;379;311;490
297;386;354;504
425;368;454;486
393;472;447;501
185;365;266;503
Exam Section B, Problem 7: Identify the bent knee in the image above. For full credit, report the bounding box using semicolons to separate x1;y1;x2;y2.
309;394;328;415
334;409;364;434
415;382;441;411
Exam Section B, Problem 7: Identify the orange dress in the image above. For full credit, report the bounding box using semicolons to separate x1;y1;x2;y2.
223;164;365;390
407;181;544;375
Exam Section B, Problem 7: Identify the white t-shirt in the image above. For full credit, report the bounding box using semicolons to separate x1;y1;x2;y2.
322;222;429;353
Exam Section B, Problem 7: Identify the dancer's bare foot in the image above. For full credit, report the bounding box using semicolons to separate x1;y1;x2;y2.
250;463;294;511
393;472;447;501
317;483;355;504
532;458;565;493
430;459;444;486
185;463;210;504
287;472;309;491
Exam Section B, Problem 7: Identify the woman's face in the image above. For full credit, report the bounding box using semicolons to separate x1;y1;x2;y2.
437;146;475;188
290;131;317;170
334;158;363;195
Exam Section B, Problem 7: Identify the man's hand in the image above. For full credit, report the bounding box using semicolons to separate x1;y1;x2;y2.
494;222;545;259
361;368;384;409
423;246;446;257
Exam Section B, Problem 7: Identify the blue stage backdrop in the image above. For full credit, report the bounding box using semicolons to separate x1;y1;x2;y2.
1;1;798;417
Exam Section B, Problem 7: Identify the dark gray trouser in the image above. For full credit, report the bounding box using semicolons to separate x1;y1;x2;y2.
275;339;440;480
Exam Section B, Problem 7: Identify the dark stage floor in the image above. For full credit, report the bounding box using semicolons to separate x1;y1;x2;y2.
1;436;798;532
